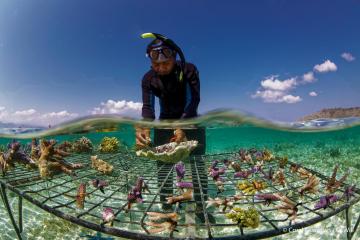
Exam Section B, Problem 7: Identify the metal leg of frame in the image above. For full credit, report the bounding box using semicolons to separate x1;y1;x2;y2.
0;183;23;240
350;214;360;240
345;205;360;240
0;185;4;204
19;196;23;233
346;206;351;240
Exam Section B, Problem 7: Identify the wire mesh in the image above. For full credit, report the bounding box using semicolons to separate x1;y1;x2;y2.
0;151;359;240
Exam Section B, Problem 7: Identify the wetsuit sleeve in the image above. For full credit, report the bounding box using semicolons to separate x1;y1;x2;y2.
183;65;200;118
141;76;155;120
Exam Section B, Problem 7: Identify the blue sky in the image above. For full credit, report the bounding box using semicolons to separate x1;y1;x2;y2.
0;0;359;125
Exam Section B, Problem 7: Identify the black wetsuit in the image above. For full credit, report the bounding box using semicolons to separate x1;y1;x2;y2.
141;61;200;120
141;61;207;212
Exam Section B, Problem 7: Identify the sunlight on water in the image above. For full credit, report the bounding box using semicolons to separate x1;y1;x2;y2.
0;111;359;240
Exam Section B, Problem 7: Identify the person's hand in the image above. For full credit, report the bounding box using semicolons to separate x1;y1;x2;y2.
135;126;151;150
170;129;187;143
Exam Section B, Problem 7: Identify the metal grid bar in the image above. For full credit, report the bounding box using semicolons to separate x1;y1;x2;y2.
193;156;212;237
0;151;359;240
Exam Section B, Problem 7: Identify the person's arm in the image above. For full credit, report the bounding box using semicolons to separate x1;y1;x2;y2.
182;64;200;118
141;75;156;120
136;75;155;149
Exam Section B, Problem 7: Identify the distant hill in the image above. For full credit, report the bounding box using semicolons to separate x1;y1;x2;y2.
300;107;360;121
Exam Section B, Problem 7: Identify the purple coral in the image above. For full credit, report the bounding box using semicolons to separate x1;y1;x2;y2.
234;170;251;179
176;182;193;188
127;187;143;204
210;160;219;169
315;194;339;209
234;166;258;179
208;160;225;193
90;179;109;194
175;161;185;181
127;177;149;209
102;208;115;226
252;165;262;173
342;185;355;200
209;167;226;180
314;195;339;209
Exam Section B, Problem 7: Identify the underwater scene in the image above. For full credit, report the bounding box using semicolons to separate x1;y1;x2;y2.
0;113;359;240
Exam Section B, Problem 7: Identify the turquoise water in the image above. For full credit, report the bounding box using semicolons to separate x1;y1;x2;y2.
0;113;359;240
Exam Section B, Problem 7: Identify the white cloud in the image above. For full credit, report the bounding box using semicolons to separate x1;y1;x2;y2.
14;109;37;116
251;90;302;103
252;58;337;104
282;95;302;103
313;60;337;73
0;107;8;119
341;52;355;62
0;107;79;126
40;110;78;119
252;75;301;104
302;71;316;83
91;99;142;117
0;100;142;126
260;76;297;91
309;91;318;97
252;90;284;102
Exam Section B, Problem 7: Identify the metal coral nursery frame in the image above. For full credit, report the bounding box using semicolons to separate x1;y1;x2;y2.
1;152;359;240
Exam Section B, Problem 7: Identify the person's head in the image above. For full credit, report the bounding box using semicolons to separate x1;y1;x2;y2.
147;39;177;75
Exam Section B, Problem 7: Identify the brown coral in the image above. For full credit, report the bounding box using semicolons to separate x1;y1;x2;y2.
326;165;348;193
38;140;82;179
166;189;193;204
298;175;319;195
273;169;286;187
276;194;301;220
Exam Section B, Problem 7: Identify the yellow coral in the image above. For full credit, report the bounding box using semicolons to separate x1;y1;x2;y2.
262;149;273;161
226;207;260;228
98;137;120;153
91;155;113;174
237;180;267;195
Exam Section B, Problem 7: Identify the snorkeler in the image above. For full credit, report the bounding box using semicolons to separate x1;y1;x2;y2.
135;33;201;148
135;33;209;221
